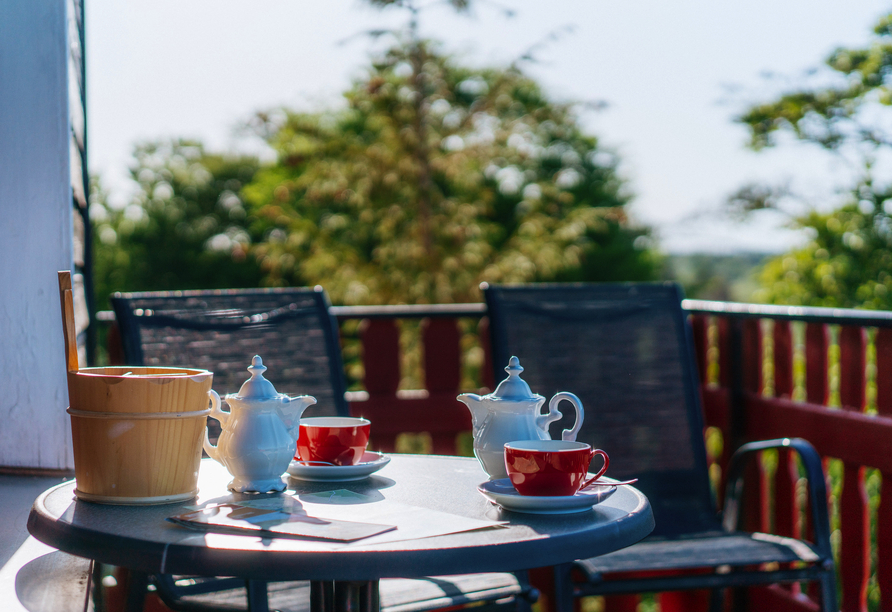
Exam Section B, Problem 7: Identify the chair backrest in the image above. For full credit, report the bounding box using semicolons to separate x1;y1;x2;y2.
111;287;349;418
484;282;719;536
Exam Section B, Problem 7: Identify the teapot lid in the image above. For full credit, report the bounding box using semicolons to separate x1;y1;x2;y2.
235;355;280;399
491;356;539;401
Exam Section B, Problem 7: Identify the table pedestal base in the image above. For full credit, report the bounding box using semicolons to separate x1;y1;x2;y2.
312;579;380;612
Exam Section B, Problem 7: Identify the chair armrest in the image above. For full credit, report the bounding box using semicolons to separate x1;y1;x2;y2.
721;437;832;560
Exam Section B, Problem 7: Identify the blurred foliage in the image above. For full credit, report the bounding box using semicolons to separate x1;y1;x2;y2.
243;40;656;305
724;182;791;220
739;12;892;152
736;12;892;310
753;179;892;309
737;19;892;603
662;253;766;302
92;40;656;310
91;140;265;310
366;0;470;11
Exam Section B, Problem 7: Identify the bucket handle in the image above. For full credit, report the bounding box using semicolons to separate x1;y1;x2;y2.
57;271;79;373
203;390;225;462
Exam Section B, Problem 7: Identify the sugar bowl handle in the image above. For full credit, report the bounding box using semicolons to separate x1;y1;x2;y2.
550;392;584;441
202;390;225;462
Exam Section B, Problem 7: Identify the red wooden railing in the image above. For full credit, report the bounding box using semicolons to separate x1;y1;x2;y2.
102;297;892;611
330;303;489;456
687;299;892;612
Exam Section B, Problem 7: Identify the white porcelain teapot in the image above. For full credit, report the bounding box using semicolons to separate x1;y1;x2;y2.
457;356;584;479
204;355;316;493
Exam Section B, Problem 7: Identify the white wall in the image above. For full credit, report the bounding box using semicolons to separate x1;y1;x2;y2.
0;0;74;469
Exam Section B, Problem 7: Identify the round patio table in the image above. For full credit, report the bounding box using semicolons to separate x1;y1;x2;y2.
28;455;653;612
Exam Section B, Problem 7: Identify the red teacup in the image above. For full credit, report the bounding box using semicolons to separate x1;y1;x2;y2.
296;417;371;466
504;440;609;496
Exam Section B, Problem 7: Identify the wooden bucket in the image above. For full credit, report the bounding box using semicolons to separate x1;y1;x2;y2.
67;366;213;505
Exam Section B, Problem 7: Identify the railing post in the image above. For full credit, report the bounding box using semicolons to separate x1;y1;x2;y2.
360;319;401;395
694;314;731;516
479;317;494;391
804;322;830;604
717;316;734;391
876;328;892;612
692;314;724;493
838;325;868;612
691;314;709;386
721;316;762;452
772;321;801;597
805;323;829;406
358;319;401;452
731;319;768;531
421;318;464;455
735;318;765;610
422;318;461;392
713;316;736;507
772;320;793;400
741;318;763;401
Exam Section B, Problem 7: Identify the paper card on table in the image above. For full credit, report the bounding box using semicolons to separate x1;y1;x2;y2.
292;490;507;546
167;502;396;542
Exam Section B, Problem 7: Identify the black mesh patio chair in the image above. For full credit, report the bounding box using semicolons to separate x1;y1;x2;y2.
483;282;836;612
111;286;348;418
111;286;537;612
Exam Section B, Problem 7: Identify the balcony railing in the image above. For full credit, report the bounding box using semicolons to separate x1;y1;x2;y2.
100;297;892;612
686;300;892;612
330;303;487;456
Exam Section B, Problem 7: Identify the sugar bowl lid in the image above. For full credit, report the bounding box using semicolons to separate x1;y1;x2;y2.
235;355;280;399
491;356;541;401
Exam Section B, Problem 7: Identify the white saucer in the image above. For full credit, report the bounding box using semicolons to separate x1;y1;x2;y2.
287;451;390;482
477;476;617;514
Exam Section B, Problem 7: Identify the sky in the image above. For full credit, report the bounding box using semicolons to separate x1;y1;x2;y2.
86;0;891;254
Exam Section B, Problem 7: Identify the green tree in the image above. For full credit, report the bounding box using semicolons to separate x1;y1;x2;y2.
735;12;892;308
92;140;265;309
740;13;892;153
752;180;892;309
244;40;656;305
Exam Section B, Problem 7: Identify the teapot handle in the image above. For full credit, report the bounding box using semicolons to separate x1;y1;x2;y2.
202;390;225;462
546;392;584;441
535;395;564;434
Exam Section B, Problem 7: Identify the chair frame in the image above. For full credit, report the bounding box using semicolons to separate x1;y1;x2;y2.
483;282;837;612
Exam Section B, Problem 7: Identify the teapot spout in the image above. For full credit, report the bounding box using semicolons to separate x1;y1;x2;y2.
278;395;316;441
457;393;487;433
